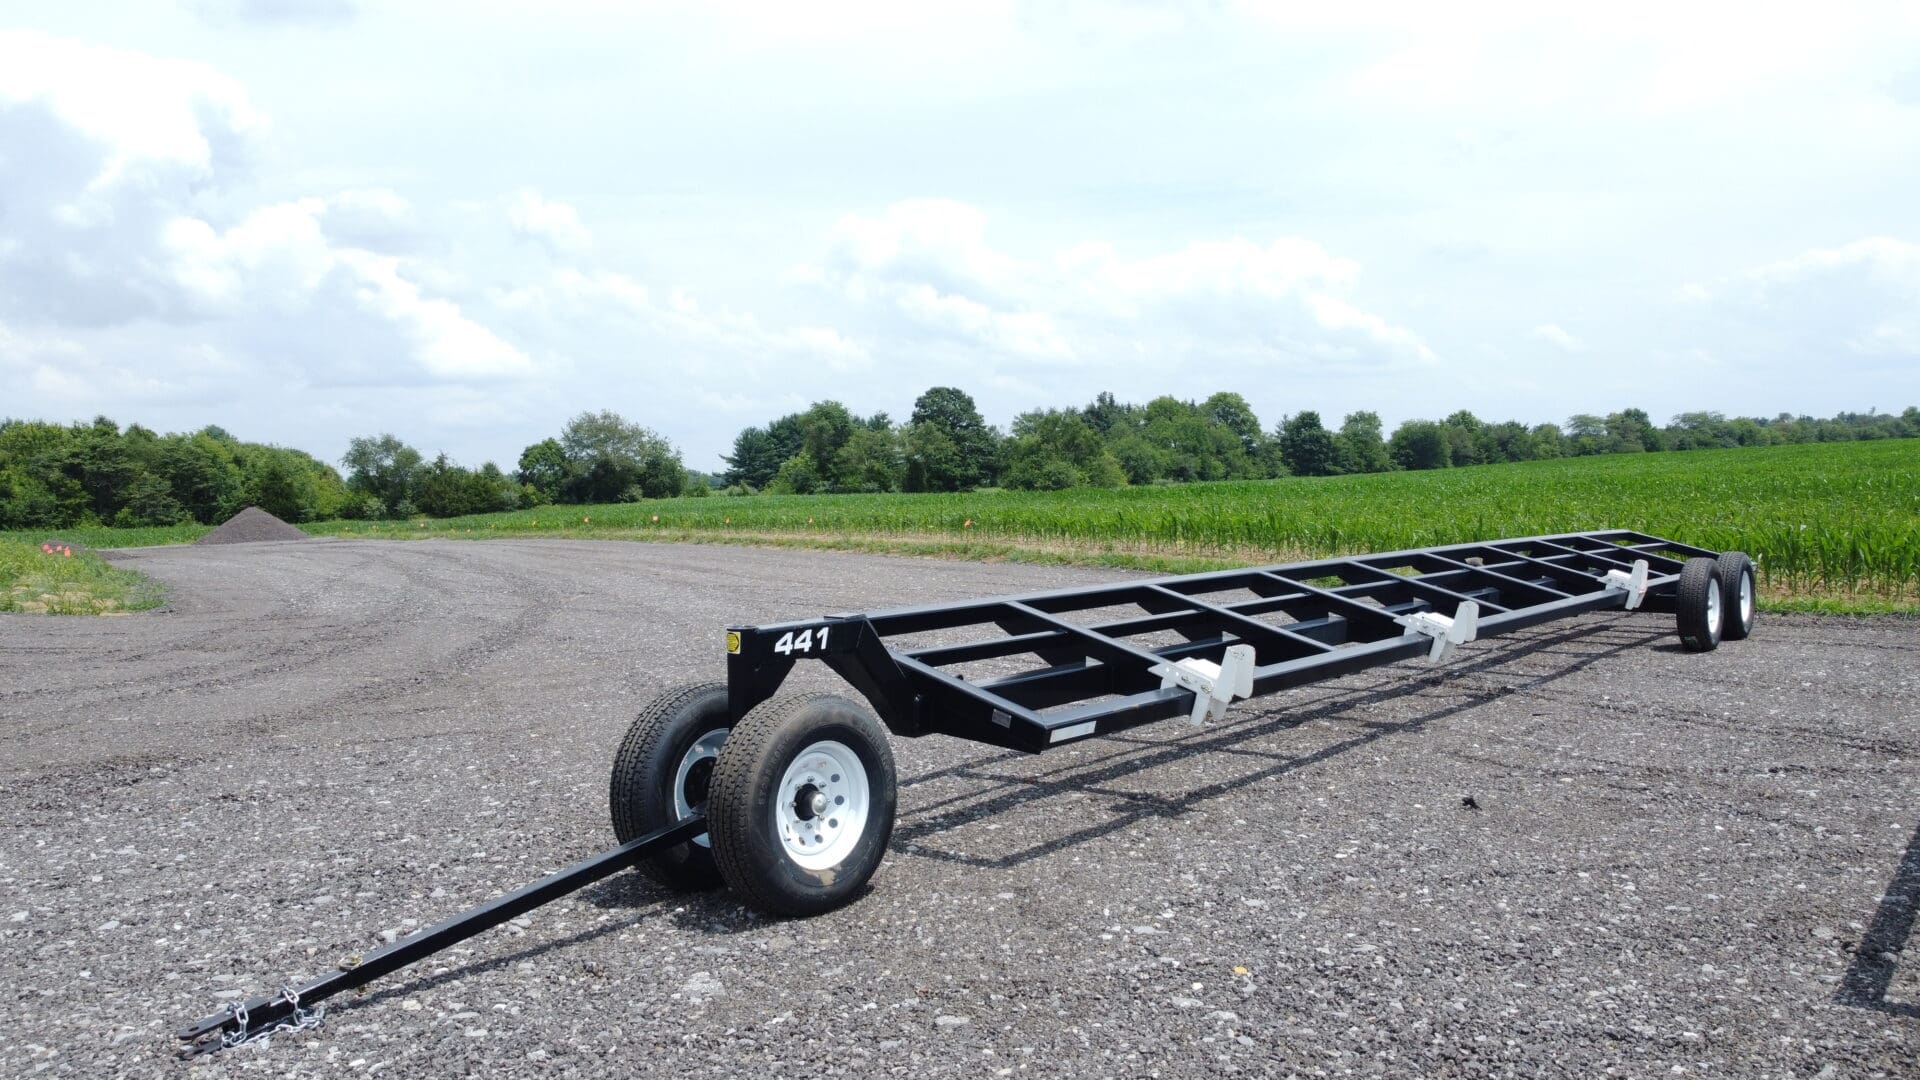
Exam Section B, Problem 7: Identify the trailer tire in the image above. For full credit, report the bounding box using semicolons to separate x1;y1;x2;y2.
1715;551;1756;641
1676;556;1723;652
609;681;732;892
708;692;896;917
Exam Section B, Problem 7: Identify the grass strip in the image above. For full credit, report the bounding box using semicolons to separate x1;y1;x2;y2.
0;539;167;615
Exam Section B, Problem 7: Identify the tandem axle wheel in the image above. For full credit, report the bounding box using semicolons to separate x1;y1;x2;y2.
611;686;897;916
1675;551;1756;652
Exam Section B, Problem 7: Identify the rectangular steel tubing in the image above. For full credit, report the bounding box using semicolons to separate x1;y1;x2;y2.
1249;572;1412;638
1469;546;1626;594
178;816;706;1049
1419;553;1575;599
852;531;1644;633
1003;601;1176;671
1330;560;1518;613
1143;584;1335;659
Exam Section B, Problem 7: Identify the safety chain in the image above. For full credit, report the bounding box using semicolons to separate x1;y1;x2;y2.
219;985;327;1049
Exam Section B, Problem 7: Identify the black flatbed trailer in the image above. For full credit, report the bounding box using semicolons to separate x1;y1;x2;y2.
181;530;1758;1052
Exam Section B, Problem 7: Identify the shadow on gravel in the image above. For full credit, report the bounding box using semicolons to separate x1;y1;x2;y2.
1837;817;1920;1019
890;618;1669;871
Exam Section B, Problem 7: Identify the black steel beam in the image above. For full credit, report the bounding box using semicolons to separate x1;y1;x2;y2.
178;816;706;1053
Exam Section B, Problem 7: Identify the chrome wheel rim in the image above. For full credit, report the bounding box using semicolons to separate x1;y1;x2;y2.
1738;570;1754;627
672;728;728;848
1705;580;1722;637
774;740;869;871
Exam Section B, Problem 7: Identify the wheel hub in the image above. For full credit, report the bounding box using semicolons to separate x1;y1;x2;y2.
774;740;869;871
672;729;729;848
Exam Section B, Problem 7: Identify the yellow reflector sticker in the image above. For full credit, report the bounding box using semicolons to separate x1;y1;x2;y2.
726;631;741;655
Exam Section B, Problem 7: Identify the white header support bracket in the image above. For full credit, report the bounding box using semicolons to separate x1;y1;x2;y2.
1397;600;1480;662
1150;643;1256;725
1602;559;1651;610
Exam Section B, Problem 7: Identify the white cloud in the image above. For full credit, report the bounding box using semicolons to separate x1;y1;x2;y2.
187;0;358;27
1677;237;1920;382
1532;324;1582;352
1302;3;1920;114
0;30;264;187
1745;236;1920;292
801;200;1433;371
508;190;592;256
0;30;540;399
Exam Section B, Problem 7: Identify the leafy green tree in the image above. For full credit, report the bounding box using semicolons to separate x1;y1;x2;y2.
558;410;686;501
1389;420;1452;470
246;453;306;522
1003;409;1123;489
1081;391;1138;436
1107;432;1165;485
796;402;857;481
113;471;188;526
62;416;137;523
415;454;475;518
1277;411;1339;477
472;463;520;511
1439;410;1484;466
1335;411;1392;474
721;427;783;490
834;426;905;493
1564;414;1608;456
765;451;823;495
1203;392;1264;460
1666;411;1733;450
1605;408;1662;453
904;386;997;491
516;438;569;505
157;433;243;523
1482;421;1537;463
343;434;425;516
0;465;59;528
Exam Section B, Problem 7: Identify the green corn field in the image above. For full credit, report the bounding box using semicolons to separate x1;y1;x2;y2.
300;440;1919;603
15;440;1915;607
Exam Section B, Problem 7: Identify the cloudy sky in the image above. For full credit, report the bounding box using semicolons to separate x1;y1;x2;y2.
4;2;1918;472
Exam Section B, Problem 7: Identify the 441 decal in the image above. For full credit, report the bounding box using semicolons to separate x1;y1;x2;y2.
771;625;831;655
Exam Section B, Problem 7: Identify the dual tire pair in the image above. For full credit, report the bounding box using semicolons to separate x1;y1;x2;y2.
1676;551;1757;652
608;684;896;916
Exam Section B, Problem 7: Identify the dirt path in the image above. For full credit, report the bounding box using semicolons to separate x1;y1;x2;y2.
2;538;1915;1077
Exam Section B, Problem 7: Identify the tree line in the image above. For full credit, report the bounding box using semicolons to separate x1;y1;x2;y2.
0;410;697;529
718;388;1920;494
4;396;1914;529
0;417;350;529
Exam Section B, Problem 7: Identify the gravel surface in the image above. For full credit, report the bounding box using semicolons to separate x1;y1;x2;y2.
1;538;1915;1078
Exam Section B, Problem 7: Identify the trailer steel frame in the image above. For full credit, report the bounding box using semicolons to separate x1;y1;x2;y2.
726;528;1705;749
180;529;1744;1052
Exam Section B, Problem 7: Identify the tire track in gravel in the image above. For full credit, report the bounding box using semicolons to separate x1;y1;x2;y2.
225;541;566;740
0;543;430;714
0;541;563;774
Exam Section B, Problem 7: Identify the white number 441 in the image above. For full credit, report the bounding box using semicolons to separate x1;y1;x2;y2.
772;626;830;655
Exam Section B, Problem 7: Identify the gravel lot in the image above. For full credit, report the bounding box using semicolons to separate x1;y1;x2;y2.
2;538;1915;1078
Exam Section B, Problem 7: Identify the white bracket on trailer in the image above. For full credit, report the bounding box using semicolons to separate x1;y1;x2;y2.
1150;643;1256;725
1397;600;1480;662
1601;559;1651;610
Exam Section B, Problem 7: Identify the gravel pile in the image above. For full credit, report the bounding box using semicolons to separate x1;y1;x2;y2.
194;506;310;545
1;540;1914;1077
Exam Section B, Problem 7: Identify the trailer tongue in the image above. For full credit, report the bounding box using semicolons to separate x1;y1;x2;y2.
180;530;1758;1052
